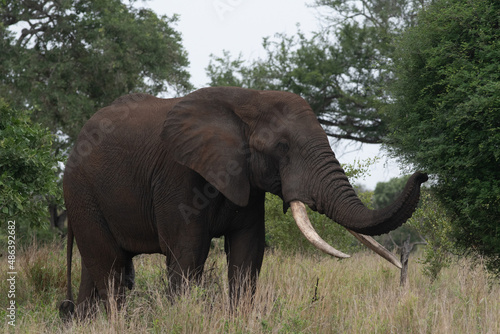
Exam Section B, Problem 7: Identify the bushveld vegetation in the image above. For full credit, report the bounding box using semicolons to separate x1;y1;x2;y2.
1;239;499;333
208;0;500;274
1;0;499;332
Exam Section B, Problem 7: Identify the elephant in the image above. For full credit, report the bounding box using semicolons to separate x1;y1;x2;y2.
59;87;427;319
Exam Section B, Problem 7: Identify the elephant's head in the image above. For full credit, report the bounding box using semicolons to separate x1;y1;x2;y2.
161;87;427;266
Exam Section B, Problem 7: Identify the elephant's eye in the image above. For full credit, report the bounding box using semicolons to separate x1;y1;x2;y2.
276;141;289;155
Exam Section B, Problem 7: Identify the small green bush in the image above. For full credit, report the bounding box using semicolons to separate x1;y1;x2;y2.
0;99;62;245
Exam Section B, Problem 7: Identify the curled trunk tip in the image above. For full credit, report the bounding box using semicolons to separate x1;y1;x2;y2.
332;171;428;236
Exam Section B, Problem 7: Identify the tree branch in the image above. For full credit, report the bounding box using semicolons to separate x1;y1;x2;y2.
318;118;383;144
17;26;47;47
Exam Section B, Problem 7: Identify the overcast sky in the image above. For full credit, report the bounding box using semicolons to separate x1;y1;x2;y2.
141;0;404;189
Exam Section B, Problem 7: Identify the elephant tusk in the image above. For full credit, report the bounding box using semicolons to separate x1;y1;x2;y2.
346;229;402;269
290;201;350;259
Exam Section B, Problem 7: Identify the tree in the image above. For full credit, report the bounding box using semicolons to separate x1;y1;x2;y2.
388;0;500;274
206;0;427;144
0;100;61;229
1;0;192;148
373;175;411;210
1;0;192;233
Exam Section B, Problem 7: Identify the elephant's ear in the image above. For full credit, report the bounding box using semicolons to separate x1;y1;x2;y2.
160;97;250;207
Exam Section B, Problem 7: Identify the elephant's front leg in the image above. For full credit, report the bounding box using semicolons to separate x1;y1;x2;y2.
224;200;266;307
162;224;212;297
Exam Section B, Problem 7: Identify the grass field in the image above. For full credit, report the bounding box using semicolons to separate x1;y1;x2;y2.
1;239;499;333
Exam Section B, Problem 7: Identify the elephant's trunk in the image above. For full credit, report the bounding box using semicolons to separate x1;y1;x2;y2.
322;167;428;236
282;142;426;266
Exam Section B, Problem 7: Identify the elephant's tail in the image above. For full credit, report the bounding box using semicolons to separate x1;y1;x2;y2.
59;221;75;320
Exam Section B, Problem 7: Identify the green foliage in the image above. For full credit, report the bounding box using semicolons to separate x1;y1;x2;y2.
207;0;428;143
1;0;192;238
264;159;375;254
0;100;62;228
388;0;500;274
0;0;192;147
373;175;411;210
407;191;455;281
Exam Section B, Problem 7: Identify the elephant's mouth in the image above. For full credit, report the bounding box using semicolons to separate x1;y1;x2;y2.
289;201;402;269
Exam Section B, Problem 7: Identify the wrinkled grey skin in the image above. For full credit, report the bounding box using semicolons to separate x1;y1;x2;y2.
59;87;427;319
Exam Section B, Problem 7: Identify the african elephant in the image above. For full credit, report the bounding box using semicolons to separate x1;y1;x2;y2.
59;87;427;318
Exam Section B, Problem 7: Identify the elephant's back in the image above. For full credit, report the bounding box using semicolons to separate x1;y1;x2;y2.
82;95;179;145
65;95;180;180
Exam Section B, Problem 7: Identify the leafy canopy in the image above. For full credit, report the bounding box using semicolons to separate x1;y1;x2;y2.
388;0;500;274
207;0;427;143
0;100;61;227
0;0;192;146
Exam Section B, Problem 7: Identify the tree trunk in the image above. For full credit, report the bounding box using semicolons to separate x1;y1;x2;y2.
400;235;411;287
49;203;67;235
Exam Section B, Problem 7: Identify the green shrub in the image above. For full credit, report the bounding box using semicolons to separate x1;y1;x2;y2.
0;99;62;245
407;190;456;281
388;0;500;275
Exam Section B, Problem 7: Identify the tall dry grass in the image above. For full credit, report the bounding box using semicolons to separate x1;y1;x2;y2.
1;240;499;333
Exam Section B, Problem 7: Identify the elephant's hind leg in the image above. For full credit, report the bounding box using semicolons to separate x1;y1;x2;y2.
75;258;134;319
68;196;134;316
78;246;134;315
75;262;100;319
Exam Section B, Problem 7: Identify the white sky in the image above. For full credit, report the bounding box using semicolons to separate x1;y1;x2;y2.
141;0;404;189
